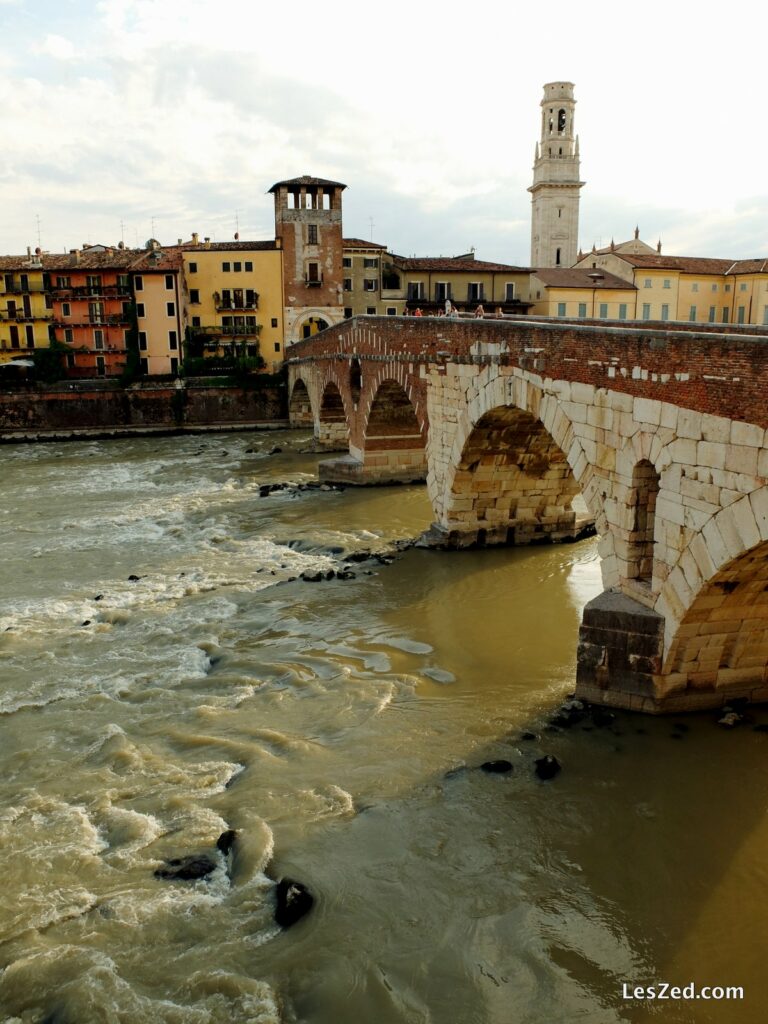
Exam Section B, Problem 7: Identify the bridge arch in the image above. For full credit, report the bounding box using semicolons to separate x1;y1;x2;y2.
317;380;349;450
432;370;596;548
359;376;427;482
288;377;314;427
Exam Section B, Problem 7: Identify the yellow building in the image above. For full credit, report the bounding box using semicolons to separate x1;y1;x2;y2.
0;252;54;365
131;246;186;375
528;268;637;319
377;254;534;316
181;237;285;371
574;245;768;325
342;238;388;317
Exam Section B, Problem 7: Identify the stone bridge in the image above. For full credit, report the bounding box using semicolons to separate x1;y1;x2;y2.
287;315;768;714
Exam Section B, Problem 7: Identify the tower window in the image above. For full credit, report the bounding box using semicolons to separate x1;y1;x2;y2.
558;108;566;132
555;248;561;266
308;225;318;245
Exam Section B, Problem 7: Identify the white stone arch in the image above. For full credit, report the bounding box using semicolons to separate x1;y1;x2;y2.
360;362;427;442
432;367;598;547
287;371;317;428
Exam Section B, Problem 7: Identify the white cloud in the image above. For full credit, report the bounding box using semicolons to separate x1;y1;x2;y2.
34;33;78;60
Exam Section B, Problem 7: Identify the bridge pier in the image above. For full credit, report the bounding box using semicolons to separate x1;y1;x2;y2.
421;508;595;548
319;445;427;485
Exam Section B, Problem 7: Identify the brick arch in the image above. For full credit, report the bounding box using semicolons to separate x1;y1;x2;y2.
288;375;315;427
433;370;595;547
317;380;349;450
359;362;428;440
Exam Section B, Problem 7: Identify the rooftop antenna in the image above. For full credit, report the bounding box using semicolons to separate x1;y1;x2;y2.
235;210;240;238
151;217;156;238
369;216;375;241
35;214;42;249
120;219;125;246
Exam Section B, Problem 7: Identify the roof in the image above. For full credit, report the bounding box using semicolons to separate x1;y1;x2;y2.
533;268;637;290
0;248;143;271
268;175;347;193
727;258;768;275
390;255;531;273
343;237;387;250
131;245;184;272
181;240;277;252
610;253;735;275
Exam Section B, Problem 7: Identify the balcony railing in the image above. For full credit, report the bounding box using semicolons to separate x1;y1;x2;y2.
191;324;261;338
51;284;131;299
1;284;47;295
215;299;259;312
0;311;53;322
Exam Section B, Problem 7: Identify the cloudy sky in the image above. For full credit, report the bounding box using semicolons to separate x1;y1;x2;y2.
1;0;766;264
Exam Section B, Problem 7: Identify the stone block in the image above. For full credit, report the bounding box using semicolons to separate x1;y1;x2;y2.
701;414;730;444
697;441;727;471
634;397;662;426
678;409;703;440
730;421;765;448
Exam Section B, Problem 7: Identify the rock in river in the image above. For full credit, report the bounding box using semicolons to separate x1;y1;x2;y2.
534;755;562;781
154;855;218;881
274;878;314;928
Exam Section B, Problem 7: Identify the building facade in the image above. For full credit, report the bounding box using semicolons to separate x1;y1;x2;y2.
0;251;54;364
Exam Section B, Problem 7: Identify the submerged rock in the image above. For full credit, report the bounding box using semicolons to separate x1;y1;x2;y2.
718;712;742;728
300;571;324;583
519;731;538;742
154;855;217;881
274;878;314;928
217;829;237;855
480;760;513;774
534;755;562;781
127;574;141;582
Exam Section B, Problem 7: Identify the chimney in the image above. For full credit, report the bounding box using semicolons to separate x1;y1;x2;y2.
26;245;31;257
191;232;199;245
70;248;80;265
177;238;182;245
204;237;211;248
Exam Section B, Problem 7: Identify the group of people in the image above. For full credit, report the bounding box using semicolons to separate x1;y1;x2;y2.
406;303;505;319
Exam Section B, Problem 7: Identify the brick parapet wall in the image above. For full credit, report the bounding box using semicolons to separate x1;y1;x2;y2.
287;316;768;427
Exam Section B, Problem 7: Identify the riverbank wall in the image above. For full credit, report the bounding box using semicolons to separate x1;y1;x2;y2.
0;381;288;442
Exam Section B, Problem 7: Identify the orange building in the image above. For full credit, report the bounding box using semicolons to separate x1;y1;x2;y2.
48;246;138;377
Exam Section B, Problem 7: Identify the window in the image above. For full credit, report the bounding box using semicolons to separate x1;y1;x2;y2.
644;278;652;288
307;225;318;244
599;303;608;319
709;306;716;322
56;276;70;288
711;283;718;292
96;356;105;376
578;302;587;318
64;328;73;344
233;262;242;273
435;282;451;302
692;282;699;293
723;308;729;323
190;289;200;304
344;278;353;291
725;284;731;293
140;357;148;374
555;248;561;266
274;342;280;352
222;262;230;272
407;282;424;300
136;303;145;318
364;258;379;268
387;307;397;315
62;302;71;316
118;274;129;289
86;275;100;293
245;261;253;272
165;274;174;290
642;303;651;320
689;306;697;321
271;317;278;328
192;316;201;327
45;294;53;309
343;257;352;268
25;324;34;347
618;303;627;320
344;307;352;318
122;302;130;316
89;301;104;322
168;330;177;350
170;357;178;374
738;306;745;323
557;302;566;317
166;301;175;316
94;329;104;350
9;326;19;348
505;283;515;301
366;306;376;315
740;282;748;292
138;331;147;350
134;276;143;291
188;262;197;273
467;282;483;301
663;279;671;289
661;304;669;321
307;262;320;283
245;289;256;307
363;279;377;291
763;306;768;325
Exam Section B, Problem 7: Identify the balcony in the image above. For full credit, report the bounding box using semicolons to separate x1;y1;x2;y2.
0;310;53;322
191;323;261;338
51;284;131;299
215;298;259;312
1;283;47;295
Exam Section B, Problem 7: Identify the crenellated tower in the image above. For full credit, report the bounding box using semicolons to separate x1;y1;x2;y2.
528;82;584;268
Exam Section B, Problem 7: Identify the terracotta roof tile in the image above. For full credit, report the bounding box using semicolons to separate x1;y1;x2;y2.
533;268;636;290
343;237;387;250
391;255;530;273
269;175;347;192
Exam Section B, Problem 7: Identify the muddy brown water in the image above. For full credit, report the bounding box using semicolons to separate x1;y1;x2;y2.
0;431;766;1023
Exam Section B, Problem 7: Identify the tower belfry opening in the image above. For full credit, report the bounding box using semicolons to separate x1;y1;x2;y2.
528;82;585;268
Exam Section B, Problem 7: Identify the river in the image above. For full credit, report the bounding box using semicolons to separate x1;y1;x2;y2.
0;430;766;1023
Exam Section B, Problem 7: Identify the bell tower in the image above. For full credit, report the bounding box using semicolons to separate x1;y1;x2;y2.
528;82;584;268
